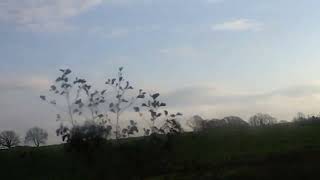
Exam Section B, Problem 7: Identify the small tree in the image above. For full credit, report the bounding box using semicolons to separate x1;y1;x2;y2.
25;127;48;147
105;67;145;139
0;131;20;149
41;67;183;145
249;113;277;127
41;69;111;143
136;93;183;135
160;112;184;135
41;67;146;142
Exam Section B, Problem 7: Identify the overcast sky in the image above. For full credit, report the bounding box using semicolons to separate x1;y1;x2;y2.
1;0;320;143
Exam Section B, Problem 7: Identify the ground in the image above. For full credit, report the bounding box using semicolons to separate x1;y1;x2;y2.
1;123;320;179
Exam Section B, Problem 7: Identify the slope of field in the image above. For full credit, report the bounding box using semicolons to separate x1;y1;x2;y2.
1;123;320;180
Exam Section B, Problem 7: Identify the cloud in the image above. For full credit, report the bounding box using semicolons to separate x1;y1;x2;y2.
159;47;200;57
164;84;320;107
88;24;160;39
212;19;263;32
0;0;103;32
264;85;320;98
0;76;50;92
89;27;131;38
158;46;214;62
162;84;320;120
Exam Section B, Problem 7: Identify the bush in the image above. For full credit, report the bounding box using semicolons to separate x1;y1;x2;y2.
56;121;112;151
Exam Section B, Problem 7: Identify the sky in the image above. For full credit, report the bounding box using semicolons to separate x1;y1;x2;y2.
1;0;320;143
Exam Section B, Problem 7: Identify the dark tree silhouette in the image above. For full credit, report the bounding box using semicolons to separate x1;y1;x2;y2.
24;127;48;147
0;131;20;149
160;112;184;134
189;116;249;131
41;68;112;143
249;113;277;127
137;93;183;135
62;121;112;150
41;67;183;146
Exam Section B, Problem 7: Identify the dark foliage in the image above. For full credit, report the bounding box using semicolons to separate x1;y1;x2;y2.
293;114;320;126
56;121;112;151
137;92;183;135
249;113;277;127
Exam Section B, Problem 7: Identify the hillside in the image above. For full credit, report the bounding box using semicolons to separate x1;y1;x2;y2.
1;123;320;179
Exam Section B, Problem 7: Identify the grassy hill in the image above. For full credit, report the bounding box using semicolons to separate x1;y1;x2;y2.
1;123;320;179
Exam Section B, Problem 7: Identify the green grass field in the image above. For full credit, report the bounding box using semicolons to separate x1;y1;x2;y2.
2;123;320;179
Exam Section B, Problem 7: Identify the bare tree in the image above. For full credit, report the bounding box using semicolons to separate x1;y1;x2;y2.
249;113;277;127
25;127;48;147
0;131;20;149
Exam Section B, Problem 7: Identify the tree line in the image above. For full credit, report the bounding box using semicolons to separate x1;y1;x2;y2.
187;112;320;132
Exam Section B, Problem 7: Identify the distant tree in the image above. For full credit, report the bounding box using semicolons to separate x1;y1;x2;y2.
0;131;20;149
201;118;220;130
221;116;249;127
279;120;289;124
249;113;277;127
198;116;249;130
24;127;48;147
293;113;320;125
186;115;205;132
293;112;307;122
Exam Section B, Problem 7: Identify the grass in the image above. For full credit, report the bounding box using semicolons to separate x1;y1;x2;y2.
1;123;320;179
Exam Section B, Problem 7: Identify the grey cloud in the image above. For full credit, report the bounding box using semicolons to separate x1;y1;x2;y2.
212;19;263;32
163;84;320;108
264;85;320;98
0;76;50;92
0;0;103;32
